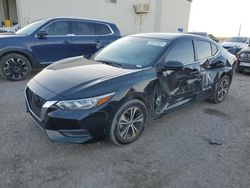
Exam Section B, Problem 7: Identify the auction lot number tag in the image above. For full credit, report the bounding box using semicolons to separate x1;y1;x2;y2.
147;41;167;47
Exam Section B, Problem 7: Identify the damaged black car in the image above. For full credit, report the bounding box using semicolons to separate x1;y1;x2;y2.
25;33;234;145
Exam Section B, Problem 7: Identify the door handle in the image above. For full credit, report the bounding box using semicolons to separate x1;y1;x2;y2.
95;39;100;43
63;40;70;44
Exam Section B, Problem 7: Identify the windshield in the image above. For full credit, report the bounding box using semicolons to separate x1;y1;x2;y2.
16;19;48;35
225;37;247;43
94;36;169;68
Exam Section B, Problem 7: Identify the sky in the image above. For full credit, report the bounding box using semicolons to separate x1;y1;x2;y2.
189;0;250;37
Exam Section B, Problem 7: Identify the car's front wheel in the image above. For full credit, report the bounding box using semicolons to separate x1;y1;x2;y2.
0;53;32;81
211;75;230;103
109;99;148;145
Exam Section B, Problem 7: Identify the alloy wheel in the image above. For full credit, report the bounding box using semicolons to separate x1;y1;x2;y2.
3;57;30;80
217;79;229;102
117;107;144;141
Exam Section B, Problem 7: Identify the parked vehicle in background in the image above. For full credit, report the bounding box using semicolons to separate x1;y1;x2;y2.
25;33;234;145
236;45;250;73
0;17;121;81
220;37;249;55
187;32;219;42
0;24;20;33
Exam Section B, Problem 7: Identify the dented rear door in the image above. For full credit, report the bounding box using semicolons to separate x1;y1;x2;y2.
194;39;220;92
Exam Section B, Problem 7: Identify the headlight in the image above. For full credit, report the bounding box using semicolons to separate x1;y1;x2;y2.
56;92;115;110
240;53;247;59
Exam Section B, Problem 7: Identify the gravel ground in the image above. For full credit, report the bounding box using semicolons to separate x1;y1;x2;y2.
0;72;250;188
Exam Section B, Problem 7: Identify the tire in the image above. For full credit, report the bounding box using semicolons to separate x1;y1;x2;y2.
109;99;148;145
0;53;32;81
210;75;230;104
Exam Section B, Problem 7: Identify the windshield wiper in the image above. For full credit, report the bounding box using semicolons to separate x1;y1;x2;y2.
95;60;123;68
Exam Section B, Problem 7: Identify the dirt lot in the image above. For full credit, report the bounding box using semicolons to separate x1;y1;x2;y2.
0;72;250;188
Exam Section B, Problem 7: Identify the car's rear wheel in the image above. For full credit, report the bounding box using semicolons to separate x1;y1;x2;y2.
0;53;32;81
211;75;230;103
109;99;147;145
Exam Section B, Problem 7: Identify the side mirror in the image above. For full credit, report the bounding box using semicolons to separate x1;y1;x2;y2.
161;61;184;70
37;30;48;38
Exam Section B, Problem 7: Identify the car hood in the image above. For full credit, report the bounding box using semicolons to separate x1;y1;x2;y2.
220;42;246;49
33;56;143;99
239;46;250;53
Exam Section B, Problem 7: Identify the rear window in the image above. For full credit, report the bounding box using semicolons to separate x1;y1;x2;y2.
72;21;112;35
196;40;212;60
94;23;112;35
73;21;95;35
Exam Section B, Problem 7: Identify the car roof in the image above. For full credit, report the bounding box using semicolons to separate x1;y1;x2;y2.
187;32;208;37
45;17;115;24
130;33;210;41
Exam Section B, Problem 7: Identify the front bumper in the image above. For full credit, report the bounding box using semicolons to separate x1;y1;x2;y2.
25;84;110;144
28;110;93;143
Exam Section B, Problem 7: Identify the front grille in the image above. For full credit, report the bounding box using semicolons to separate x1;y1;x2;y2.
26;88;46;118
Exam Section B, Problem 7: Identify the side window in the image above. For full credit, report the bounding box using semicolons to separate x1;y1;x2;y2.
211;43;218;56
73;21;95;35
165;40;195;64
196;40;212;60
94;23;112;35
44;21;69;36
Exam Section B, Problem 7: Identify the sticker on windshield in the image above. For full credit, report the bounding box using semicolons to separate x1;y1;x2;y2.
147;41;167;47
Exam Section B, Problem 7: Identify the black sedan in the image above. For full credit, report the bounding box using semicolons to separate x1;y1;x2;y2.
25;33;234;145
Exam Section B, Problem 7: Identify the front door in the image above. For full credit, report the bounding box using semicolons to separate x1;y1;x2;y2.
31;21;73;65
157;39;202;113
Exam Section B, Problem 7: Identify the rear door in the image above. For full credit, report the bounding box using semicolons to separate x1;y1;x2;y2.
32;20;73;65
71;21;98;57
93;22;116;49
194;39;219;91
158;39;202;112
